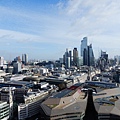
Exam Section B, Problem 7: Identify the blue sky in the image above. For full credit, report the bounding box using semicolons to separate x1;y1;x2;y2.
0;0;120;60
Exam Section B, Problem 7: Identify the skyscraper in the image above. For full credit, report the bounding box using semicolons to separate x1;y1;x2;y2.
83;48;88;65
63;49;73;69
81;37;87;57
69;50;72;66
81;37;95;66
64;49;71;69
87;44;95;66
73;48;78;66
22;54;28;65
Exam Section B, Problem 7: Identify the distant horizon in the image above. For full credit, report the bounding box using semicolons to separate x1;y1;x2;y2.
2;51;116;62
0;0;120;60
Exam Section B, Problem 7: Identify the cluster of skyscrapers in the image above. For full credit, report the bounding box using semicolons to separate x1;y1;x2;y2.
60;37;95;68
62;48;79;69
81;37;95;66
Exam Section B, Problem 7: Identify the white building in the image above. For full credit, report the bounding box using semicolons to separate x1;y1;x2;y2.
39;68;48;74
13;62;22;74
67;56;70;68
18;90;48;120
0;87;15;119
0;57;4;66
10;74;26;81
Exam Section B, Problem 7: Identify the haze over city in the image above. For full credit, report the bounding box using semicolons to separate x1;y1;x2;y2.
0;0;120;60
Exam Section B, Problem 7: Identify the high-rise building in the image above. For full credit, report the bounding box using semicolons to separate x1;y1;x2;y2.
73;48;79;66
63;49;73;69
81;37;87;57
69;50;72;66
83;48;88;65
87;44;95;66
65;49;72;69
22;54;28;65
81;37;95;66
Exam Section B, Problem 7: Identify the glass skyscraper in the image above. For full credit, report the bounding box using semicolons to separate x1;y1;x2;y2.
81;37;87;57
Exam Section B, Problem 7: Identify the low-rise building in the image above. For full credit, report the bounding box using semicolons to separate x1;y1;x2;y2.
93;88;120;120
0;80;34;88
40;83;86;120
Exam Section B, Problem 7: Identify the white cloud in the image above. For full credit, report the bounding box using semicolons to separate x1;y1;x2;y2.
1;0;120;59
56;0;120;58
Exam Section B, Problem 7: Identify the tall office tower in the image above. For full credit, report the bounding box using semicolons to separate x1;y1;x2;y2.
63;54;65;65
81;37;88;57
83;44;95;66
63;49;72;69
22;54;28;65
88;44;95;66
69;50;72;66
73;48;78;66
65;49;70;69
65;49;69;64
67;56;70;68
83;48;88;65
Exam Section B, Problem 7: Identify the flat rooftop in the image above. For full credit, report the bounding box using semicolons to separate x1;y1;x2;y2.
51;83;83;98
93;87;120;99
7;80;32;85
52;89;72;98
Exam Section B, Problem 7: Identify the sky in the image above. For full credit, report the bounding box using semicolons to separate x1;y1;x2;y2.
0;0;120;61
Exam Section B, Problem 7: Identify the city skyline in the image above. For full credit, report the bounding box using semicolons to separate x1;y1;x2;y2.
0;0;120;60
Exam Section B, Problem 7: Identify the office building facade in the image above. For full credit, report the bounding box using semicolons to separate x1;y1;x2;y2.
81;37;94;66
13;62;22;74
73;48;79;67
18;91;48;120
87;44;95;66
0;87;14;118
81;37;88;57
22;54;28;65
63;49;73;69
